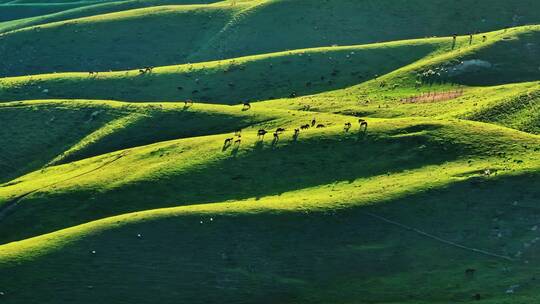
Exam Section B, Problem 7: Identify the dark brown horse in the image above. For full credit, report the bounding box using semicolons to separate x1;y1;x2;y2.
359;119;368;131
257;129;268;139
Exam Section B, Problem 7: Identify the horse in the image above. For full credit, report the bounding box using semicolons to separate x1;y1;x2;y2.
359;119;368;131
223;138;233;146
257;129;268;139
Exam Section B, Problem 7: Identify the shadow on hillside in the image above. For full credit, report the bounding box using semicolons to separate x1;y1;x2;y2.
0;105;119;184
0;124;482;243
0;44;438;104
56;109;273;165
438;31;540;86
2;172;539;303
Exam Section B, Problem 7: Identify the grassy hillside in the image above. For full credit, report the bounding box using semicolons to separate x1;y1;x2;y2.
0;38;446;103
0;138;539;303
0;116;537;242
0;3;242;77
0;100;121;182
0;1;539;303
189;0;540;63
1;0;540;77
0;0;224;33
0;3;94;22
1;26;538;105
0;99;281;182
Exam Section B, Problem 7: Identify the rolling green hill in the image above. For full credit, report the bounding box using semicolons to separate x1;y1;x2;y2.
1;25;538;105
0;1;539;303
0;3;95;22
0;38;446;103
1;0;540;77
0;0;225;34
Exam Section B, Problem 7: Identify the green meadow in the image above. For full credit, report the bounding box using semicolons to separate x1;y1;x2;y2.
0;0;539;303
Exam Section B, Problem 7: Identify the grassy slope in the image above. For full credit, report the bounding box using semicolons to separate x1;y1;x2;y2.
1;25;538;106
0;38;445;103
0;131;538;303
465;86;540;134
0;100;122;182
0;0;225;33
0;99;281;182
0;3;243;77
262;26;540;133
0;3;95;22
0;116;537;243
0;1;540;304
189;0;540;63
1;0;540;77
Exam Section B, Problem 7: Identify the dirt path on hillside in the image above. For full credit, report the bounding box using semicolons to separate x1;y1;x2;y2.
362;211;515;262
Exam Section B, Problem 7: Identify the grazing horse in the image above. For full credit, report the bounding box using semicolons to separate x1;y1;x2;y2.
316;124;325;128
293;128;300;141
242;102;251;110
344;122;352;132
359;119;368;131
138;67;152;74
224;138;233;146
257;129;268;139
275;128;285;133
89;71;98;76
271;131;280;146
184;100;194;107
311;118;317;127
234;138;241;145
300;124;310;130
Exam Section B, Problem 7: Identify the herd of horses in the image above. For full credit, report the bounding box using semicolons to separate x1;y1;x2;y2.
222;118;368;149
